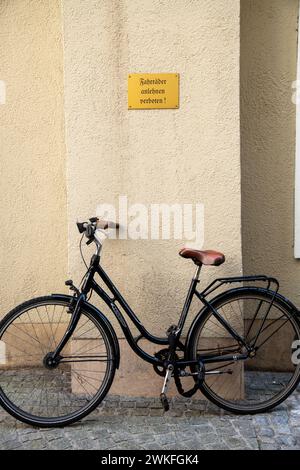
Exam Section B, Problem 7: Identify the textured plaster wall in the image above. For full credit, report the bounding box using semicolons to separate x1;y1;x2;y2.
0;0;67;314
62;0;242;344
241;0;300;304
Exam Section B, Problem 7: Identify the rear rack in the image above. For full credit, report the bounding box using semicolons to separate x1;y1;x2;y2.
197;275;280;354
200;275;279;298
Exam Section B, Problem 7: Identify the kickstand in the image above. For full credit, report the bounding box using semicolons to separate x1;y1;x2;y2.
160;365;173;411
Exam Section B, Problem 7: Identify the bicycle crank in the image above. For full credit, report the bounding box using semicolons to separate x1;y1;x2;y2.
153;348;179;377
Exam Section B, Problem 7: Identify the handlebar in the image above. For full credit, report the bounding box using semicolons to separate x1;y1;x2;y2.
76;218;119;246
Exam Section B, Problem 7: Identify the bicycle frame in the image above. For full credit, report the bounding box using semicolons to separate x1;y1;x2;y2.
53;252;279;370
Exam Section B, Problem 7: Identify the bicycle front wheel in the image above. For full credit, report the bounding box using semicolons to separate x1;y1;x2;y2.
189;288;300;414
0;296;116;427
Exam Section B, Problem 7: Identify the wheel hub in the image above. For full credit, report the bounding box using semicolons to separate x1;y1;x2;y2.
43;352;60;369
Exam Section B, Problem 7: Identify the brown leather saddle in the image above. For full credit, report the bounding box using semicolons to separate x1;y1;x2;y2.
179;248;225;266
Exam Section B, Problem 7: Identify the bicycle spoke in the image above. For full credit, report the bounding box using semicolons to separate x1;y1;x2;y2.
45;305;57;350
193;292;300;412
254;319;289;351
206;361;235;373
0;300;114;424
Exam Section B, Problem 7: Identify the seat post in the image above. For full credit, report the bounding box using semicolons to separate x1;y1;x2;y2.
177;263;202;332
193;264;202;281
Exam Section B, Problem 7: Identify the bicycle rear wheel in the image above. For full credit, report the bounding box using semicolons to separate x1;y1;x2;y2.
189;288;300;414
0;296;116;427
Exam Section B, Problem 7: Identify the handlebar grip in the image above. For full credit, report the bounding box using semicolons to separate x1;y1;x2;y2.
96;220;119;230
76;218;120;236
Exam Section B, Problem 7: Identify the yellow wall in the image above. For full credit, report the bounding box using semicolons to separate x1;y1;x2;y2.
0;0;67;314
0;0;241;396
62;0;241;394
1;0;299;397
62;0;242;339
241;0;300;304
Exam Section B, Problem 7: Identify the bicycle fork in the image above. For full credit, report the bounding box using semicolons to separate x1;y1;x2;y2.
48;292;85;364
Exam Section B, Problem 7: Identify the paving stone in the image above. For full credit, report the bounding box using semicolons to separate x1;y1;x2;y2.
253;415;270;426
49;438;73;450
195;432;217;445
257;427;275;438
120;401;135;408
276;435;297;447
259;442;279;450
149;408;164;416
156;432;177;446
0;440;23;450
289;417;300;427
222;436;248;449
134;408;149;416
291;426;300;437
194;424;218;435
235;425;257;439
168;410;184;417
271;414;289;426
0;392;299;450
290;409;300;419
136;400;150;408
245;438;260;450
276;424;292;435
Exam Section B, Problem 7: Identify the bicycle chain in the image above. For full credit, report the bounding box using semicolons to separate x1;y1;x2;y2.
174;363;205;398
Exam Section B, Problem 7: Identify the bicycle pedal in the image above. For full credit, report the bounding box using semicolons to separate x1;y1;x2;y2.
160;393;170;412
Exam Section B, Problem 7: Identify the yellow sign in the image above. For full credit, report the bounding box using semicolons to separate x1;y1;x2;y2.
128;73;179;109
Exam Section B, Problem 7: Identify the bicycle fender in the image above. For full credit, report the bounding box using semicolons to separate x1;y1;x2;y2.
51;294;120;368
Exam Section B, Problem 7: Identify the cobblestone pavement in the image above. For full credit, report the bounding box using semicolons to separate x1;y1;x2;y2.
1;390;300;450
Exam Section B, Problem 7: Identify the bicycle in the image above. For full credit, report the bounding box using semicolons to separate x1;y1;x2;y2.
1;217;300;427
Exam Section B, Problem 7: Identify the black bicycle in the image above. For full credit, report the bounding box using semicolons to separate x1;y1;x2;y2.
1;217;300;427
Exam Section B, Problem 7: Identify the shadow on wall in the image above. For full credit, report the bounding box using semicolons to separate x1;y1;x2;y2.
241;0;300;304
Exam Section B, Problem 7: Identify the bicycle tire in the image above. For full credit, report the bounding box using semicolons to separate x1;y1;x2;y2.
187;287;300;414
0;296;117;427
